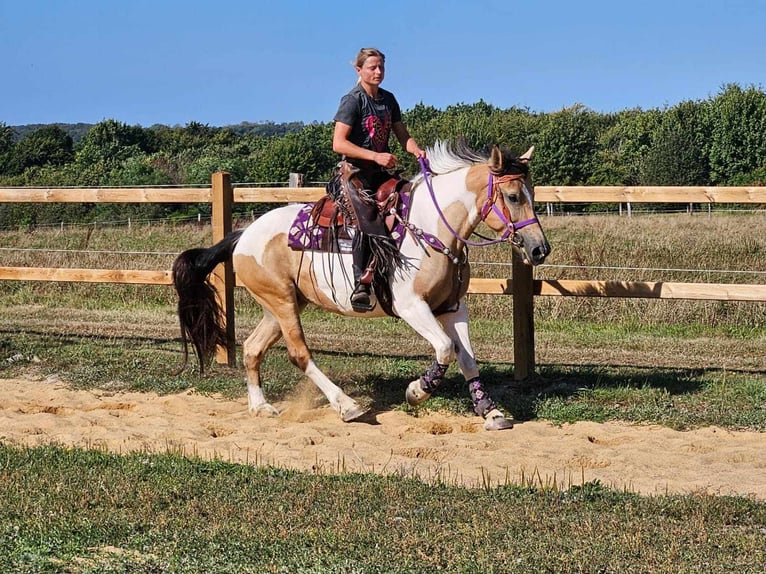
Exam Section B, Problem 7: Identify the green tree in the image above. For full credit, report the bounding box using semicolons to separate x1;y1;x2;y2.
533;104;601;185
75;119;156;166
152;121;235;154
708;83;766;184
250;123;335;182
185;148;250;184
591;109;662;185
0;123;13;155
640;100;711;185
5;125;74;175
0;123;14;174
105;154;174;186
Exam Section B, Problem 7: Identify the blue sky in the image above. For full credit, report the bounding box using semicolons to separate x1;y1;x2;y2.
2;0;764;127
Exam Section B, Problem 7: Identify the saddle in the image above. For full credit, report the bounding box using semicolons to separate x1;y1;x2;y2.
312;176;406;235
288;163;411;254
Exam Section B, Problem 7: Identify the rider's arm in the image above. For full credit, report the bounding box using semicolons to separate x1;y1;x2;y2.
333;122;397;169
392;122;425;158
332;122;375;162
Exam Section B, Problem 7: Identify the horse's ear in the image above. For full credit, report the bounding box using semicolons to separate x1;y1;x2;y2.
488;145;503;172
519;145;535;164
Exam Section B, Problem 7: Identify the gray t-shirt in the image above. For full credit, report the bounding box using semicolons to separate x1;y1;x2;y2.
334;85;402;168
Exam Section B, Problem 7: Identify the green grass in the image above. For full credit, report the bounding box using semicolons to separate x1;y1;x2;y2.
1;445;765;573
0;214;764;572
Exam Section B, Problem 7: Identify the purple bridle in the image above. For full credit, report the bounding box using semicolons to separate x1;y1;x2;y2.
418;156;538;248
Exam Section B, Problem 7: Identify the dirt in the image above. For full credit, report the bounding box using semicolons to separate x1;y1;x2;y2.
1;377;764;499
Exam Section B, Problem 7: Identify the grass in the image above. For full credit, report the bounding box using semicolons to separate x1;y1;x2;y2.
0;212;764;572
1;445;765;573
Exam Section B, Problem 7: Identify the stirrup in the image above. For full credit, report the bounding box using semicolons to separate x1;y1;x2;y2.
350;283;375;312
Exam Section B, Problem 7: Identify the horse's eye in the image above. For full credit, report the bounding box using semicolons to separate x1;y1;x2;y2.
507;193;519;203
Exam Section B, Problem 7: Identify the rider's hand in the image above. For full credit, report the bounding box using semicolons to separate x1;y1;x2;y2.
374;152;397;169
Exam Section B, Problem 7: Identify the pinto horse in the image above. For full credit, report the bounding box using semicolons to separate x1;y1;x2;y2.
172;141;550;430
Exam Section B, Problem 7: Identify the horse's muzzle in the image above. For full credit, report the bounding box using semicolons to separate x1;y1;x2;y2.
529;241;551;265
513;233;550;266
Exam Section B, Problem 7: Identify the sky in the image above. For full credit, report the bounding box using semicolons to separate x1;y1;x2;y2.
2;0;765;128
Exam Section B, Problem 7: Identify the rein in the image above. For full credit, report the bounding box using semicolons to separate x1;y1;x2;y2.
417;157;538;250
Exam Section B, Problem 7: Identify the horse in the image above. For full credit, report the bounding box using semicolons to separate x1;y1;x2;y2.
172;141;550;431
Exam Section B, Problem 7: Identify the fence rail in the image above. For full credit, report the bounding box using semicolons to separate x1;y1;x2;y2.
1;175;764;379
4;185;765;204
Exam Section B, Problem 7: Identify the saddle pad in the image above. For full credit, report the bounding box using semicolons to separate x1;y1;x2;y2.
287;193;412;255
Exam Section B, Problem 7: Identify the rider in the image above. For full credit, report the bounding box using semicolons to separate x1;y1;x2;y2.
332;47;425;311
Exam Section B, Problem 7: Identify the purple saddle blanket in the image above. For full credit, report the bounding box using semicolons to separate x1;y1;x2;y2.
287;192;412;254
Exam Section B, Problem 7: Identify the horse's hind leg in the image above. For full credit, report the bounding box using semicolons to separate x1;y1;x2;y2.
438;301;513;431
243;310;283;416
268;299;369;422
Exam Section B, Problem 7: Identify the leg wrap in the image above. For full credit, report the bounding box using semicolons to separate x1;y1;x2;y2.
420;361;449;394
468;377;496;418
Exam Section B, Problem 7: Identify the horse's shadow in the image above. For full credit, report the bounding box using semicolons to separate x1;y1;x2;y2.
316;349;723;423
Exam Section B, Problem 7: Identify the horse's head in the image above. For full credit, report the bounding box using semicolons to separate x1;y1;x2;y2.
475;145;551;265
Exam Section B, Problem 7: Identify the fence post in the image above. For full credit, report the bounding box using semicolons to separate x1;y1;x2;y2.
211;171;237;367
512;249;535;380
289;172;305;188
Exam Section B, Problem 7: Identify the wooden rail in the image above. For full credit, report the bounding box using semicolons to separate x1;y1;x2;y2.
5;185;763;204
467;278;766;301
1;176;764;380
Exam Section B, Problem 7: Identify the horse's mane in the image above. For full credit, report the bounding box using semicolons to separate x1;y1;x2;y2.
424;140;527;177
425;140;487;174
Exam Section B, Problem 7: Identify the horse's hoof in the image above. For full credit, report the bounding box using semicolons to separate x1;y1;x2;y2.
405;380;431;406
249;403;280;417
483;408;514;431
341;403;370;422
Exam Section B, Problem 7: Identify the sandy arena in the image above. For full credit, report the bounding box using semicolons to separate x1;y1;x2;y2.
1;377;764;499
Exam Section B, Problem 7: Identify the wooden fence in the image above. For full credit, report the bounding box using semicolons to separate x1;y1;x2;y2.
1;174;765;380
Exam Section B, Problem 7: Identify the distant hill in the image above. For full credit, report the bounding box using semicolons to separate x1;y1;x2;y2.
10;120;310;144
11;123;94;143
225;121;309;137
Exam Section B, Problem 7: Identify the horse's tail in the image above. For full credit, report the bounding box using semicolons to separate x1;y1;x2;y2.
171;229;244;374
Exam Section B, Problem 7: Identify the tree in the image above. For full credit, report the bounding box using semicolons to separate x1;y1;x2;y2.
591;109;662;185
708;83;766;184
640;100;711;185
0;123;14;174
152;121;235;155
249;123;335;182
0;123;12;154
75;119;156;166
5;125;74;175
533;104;601;185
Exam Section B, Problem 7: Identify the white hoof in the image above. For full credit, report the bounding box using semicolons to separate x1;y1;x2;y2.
340;401;369;422
483;408;514;431
405;379;431;406
249;402;280;417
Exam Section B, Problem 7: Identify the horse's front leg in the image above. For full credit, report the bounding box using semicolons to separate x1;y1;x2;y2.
397;299;457;407
437;301;513;431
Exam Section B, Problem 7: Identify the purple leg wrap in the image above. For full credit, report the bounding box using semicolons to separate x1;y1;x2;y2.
420;361;449;394
468;377;496;418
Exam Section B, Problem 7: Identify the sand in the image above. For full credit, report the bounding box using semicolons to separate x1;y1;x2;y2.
1;377;764;499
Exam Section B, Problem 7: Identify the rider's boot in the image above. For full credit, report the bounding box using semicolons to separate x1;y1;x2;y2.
350;259;375;312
